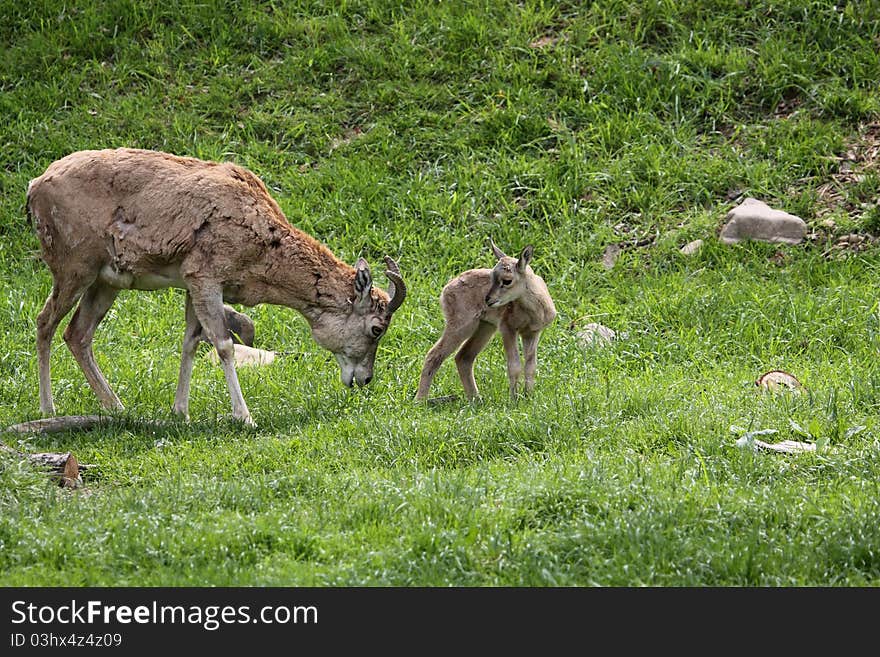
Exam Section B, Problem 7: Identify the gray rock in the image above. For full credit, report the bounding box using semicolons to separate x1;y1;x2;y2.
719;197;806;245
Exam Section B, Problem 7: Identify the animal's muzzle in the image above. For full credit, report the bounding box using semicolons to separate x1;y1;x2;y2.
341;370;373;387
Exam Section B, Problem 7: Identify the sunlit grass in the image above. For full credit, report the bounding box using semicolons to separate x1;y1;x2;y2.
1;0;879;586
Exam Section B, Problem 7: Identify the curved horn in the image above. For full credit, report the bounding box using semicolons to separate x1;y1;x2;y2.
384;256;406;315
488;236;507;259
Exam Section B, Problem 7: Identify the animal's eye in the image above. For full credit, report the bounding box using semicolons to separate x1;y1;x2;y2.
371;326;384;337
501;279;512;287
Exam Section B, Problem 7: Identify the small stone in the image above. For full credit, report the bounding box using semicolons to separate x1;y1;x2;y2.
601;244;620;269
680;239;703;255
576;323;617;347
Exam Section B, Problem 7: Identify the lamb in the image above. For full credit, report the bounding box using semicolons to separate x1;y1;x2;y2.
415;238;556;401
27;148;406;426
220;304;255;347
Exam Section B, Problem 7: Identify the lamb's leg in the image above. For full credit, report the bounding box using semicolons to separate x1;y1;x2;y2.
415;319;480;401
499;323;523;398
520;331;541;395
173;293;203;420
454;320;497;400
188;284;254;426
36;278;89;415
62;281;122;410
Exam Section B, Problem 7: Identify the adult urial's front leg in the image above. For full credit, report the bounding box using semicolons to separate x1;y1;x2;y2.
173;293;202;421
188;283;254;426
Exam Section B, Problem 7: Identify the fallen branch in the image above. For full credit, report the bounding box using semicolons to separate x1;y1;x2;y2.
0;443;82;488
0;415;119;489
4;414;112;434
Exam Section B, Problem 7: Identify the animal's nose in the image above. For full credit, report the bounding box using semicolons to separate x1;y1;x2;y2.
362;375;373;386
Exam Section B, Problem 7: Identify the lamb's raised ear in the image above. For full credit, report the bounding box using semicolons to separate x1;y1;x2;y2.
516;245;533;273
353;258;373;309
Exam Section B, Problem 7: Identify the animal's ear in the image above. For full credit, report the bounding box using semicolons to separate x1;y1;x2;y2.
489;236;507;260
353;258;373;308
516;245;533;273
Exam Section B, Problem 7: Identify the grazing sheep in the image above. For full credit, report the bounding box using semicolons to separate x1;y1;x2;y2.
27;148;406;426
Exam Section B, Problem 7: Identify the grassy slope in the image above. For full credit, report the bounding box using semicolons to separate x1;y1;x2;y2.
1;0;879;585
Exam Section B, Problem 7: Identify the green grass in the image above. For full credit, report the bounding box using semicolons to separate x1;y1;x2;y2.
1;0;880;586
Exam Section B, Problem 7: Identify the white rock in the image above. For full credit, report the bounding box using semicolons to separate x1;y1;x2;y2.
719;197;806;245
207;344;276;367
755;439;816;454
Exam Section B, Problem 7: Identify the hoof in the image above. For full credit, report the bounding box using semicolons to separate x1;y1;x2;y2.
235;414;257;428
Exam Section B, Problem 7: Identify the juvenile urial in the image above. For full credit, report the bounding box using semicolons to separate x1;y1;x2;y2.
416;238;555;401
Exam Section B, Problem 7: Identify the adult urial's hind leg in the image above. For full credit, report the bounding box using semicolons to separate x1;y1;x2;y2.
36;277;91;415
63;280;122;410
